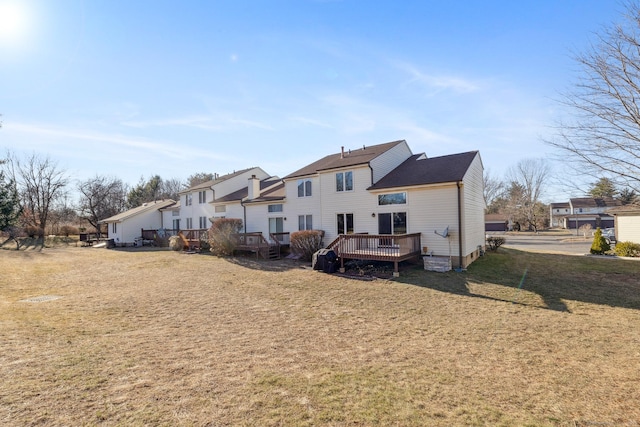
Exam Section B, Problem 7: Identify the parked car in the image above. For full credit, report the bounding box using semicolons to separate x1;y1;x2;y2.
601;228;616;245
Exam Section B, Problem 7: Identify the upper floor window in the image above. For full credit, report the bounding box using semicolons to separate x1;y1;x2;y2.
215;205;226;213
378;192;407;205
336;171;353;192
297;179;312;197
185;194;192;206
198;190;207;204
268;204;283;213
172;210;179;216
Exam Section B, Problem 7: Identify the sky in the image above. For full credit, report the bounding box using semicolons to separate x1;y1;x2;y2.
0;0;627;202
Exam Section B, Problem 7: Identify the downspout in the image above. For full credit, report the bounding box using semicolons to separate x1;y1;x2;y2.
241;199;247;233
457;181;463;270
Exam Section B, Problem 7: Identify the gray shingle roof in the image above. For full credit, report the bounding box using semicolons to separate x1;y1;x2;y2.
368;151;479;190
100;199;176;223
283;140;406;179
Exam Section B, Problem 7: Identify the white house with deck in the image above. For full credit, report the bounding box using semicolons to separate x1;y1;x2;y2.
102;199;176;246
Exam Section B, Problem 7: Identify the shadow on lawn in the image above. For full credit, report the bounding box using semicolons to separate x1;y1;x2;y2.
396;248;640;313
223;254;304;272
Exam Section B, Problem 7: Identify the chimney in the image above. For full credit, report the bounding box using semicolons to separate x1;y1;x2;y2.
247;175;260;200
341;146;345;159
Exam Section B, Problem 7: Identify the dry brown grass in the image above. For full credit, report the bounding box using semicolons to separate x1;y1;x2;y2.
1;246;639;426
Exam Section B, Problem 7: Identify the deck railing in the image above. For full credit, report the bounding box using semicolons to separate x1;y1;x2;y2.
327;233;422;276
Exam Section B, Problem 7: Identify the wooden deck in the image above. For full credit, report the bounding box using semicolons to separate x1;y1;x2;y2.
327;233;422;276
232;232;289;259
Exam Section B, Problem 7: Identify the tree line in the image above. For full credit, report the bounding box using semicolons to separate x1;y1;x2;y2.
0;151;215;248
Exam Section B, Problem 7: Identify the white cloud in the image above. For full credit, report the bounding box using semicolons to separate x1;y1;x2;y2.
393;61;480;95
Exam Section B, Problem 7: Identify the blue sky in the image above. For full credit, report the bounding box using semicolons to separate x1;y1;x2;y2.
0;0;624;201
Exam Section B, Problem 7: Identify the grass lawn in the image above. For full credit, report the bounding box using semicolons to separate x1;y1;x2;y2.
1;246;639;426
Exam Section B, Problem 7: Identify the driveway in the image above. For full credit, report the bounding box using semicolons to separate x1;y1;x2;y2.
488;230;593;255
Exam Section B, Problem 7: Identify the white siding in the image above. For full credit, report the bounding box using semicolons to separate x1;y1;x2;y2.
282;175;322;235
214;168;269;199
617;214;640;244
319;166;378;242
114;210;164;244
461;153;486;257
369;141;413;184
407;184;461;256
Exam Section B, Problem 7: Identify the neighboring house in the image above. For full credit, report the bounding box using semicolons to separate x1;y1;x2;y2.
549;202;570;228
164;167;271;232
102;199;176;245
551;197;621;230
485;214;509;232
611;204;640;244
210;174;286;235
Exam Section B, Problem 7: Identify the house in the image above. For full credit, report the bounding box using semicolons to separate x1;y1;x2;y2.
611;204;640;244
553;197;622;230
549;202;570;228
277;140;485;270
102;199;176;246
162;167;271;232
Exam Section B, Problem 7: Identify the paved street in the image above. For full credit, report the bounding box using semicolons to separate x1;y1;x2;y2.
489;231;593;255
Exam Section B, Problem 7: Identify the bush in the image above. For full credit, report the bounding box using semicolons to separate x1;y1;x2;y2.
590;227;611;254
290;230;324;261
614;241;640;257
168;235;184;251
24;226;44;238
486;236;505;251
208;218;243;256
59;225;79;237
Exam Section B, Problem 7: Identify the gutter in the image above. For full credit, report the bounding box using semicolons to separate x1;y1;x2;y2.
457;181;463;270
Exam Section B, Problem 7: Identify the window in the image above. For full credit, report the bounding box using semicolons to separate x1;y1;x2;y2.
336;171;353;192
269;217;284;234
185;194;192;206
172;219;180;231
172;210;179;216
198;190;207;204
337;213;354;235
297;179;312;197
186;217;193;229
199;216;208;229
378;192;407;205
215;205;226;213
298;215;313;230
112;222;117;233
268;204;283;213
378;212;407;235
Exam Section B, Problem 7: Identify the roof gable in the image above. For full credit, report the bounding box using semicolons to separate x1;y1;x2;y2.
101;199;176;223
283;140;406;180
368;151;479;190
181;168;256;193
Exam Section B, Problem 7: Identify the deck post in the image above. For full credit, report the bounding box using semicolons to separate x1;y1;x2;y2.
393;261;399;277
340;256;345;273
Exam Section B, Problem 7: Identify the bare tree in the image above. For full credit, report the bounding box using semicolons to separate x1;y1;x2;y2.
7;153;70;245
507;158;551;231
483;169;505;211
546;1;640;192
77;175;128;235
